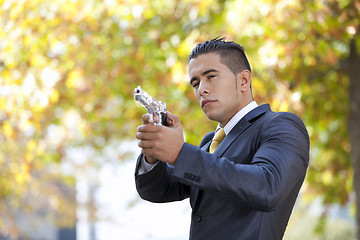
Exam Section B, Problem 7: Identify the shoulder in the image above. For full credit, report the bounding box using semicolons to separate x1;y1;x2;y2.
264;110;306;128
260;110;309;142
253;104;303;124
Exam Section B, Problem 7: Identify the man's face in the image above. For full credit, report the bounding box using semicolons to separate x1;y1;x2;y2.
188;53;247;127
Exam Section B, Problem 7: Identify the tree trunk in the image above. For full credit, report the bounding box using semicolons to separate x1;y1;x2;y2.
347;38;360;240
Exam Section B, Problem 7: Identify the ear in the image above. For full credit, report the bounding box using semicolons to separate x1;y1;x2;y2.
236;70;252;92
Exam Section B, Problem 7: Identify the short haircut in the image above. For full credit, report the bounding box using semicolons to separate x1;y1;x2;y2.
188;37;251;75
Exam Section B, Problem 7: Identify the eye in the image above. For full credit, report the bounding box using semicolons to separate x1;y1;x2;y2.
191;82;199;88
207;75;216;79
191;79;200;88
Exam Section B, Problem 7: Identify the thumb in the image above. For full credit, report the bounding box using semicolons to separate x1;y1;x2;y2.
166;111;180;127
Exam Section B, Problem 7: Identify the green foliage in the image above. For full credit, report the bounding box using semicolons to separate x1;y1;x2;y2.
0;0;358;237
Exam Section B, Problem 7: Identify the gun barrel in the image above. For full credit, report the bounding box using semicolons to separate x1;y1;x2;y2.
134;86;166;113
134;86;168;125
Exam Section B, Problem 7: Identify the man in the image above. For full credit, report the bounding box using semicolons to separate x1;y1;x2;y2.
135;37;309;240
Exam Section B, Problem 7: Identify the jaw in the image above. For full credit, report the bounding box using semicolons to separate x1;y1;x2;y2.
203;108;227;126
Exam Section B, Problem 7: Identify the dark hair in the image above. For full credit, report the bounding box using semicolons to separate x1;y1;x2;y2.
188;37;251;75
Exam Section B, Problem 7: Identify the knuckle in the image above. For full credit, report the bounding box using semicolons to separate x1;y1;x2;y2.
153;142;163;152
137;125;145;132
135;132;141;139
155;132;163;141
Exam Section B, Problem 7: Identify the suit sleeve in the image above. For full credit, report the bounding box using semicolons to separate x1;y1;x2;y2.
135;154;191;203
172;112;310;211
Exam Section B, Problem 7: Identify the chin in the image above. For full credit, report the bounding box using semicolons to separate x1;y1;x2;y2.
204;111;220;123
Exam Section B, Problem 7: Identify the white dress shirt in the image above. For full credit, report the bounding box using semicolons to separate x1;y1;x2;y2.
220;101;258;135
138;101;258;174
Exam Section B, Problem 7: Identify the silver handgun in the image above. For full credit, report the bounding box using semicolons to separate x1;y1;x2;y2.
134;86;168;126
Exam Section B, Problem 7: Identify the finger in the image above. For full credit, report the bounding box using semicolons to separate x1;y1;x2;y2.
166;114;174;126
137;124;160;133
136;132;143;140
136;131;159;141
138;139;158;151
138;139;151;148
142;114;153;124
141;148;156;159
142;113;161;124
166;111;179;126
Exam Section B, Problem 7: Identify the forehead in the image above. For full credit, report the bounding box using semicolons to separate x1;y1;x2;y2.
188;53;228;76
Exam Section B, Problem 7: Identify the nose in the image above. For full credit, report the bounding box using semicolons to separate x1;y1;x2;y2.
197;81;209;96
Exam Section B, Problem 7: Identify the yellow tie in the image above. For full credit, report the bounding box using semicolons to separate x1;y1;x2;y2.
209;128;226;153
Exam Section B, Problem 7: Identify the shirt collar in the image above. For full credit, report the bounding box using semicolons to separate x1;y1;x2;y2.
216;101;258;135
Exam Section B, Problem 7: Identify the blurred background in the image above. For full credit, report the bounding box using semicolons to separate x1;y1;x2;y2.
0;0;359;239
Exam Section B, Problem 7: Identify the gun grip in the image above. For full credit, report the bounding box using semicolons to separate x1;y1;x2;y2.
161;112;168;126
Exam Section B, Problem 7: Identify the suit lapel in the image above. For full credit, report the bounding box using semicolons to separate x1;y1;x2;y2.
213;104;270;157
201;138;213;152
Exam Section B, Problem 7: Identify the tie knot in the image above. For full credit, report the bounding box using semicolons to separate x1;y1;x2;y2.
213;128;226;142
209;128;225;153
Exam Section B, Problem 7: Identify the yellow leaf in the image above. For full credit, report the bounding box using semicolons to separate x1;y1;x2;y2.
15;164;30;184
50;89;59;103
171;61;184;83
3;122;13;138
66;69;84;89
321;170;333;186
27;139;37;151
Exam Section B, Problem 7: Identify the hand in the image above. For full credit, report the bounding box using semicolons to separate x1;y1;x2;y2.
137;113;159;164
136;111;184;165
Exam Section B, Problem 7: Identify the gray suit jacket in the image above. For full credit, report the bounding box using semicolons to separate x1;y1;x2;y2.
135;104;309;240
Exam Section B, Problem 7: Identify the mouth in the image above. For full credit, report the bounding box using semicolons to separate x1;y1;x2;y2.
201;99;216;108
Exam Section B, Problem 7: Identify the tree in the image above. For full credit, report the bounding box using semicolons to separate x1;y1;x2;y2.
252;1;360;237
0;0;217;236
0;0;358;238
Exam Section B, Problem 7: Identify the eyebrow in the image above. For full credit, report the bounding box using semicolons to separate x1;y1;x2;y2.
190;69;219;85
